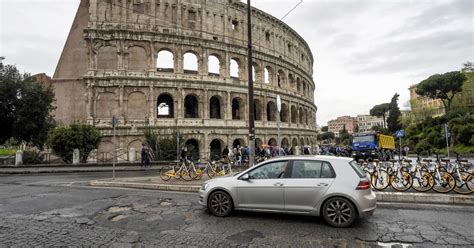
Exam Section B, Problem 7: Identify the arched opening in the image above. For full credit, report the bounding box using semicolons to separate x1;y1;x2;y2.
255;138;263;148
157;50;174;72
210;139;222;160
97;92;118;118
264;66;272;84
296;77;301;92
299;107;304;124
232;138;245;148
183;52;198;73
254;99;262;121
300;138;305;146
185;139;200;161
232;97;243;120
128;46;147;71
252;62;260;83
268;138;277;146
305;109;309;125
97;46;117;70
267;101;276;121
208;55;220;75
288;73;295;88
157;94;174;118
209;96;221;119
230;58;239;78
280;103;288;123
291;105;297;123
292;138;298;147
277;70;285;88
252;65;256;82
281;138;289;148
184;95;199;118
302;81;307;96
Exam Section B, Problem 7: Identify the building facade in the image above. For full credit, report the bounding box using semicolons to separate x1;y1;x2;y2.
327;116;356;137
409;84;445;120
356;115;384;133
53;0;318;159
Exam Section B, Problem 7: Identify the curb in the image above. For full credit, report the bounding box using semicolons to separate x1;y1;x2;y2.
89;180;201;193
89;180;474;205
0;167;162;174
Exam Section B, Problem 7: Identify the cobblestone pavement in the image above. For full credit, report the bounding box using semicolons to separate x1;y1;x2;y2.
0;173;474;247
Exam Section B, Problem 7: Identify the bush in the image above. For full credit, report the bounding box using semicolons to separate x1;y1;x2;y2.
415;140;431;154
47;124;101;163
23;150;43;165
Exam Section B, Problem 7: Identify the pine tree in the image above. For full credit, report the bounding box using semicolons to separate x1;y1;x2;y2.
387;93;402;133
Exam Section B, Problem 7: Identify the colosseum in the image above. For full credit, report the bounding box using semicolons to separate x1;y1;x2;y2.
53;0;317;159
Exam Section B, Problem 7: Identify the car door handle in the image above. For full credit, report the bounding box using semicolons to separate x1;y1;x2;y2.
317;183;329;187
273;182;284;186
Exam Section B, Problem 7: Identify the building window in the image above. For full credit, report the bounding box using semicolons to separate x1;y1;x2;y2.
231;19;239;30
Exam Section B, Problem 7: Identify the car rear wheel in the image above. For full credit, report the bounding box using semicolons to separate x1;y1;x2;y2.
207;191;233;217
322;197;357;228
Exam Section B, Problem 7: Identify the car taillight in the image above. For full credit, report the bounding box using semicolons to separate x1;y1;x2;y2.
356;179;371;190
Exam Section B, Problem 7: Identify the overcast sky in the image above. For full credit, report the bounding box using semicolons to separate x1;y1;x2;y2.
1;0;473;126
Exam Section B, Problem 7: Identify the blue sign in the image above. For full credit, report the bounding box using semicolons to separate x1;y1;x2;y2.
395;129;405;138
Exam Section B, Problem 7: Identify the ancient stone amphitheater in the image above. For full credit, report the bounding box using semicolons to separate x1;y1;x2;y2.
53;0;317;159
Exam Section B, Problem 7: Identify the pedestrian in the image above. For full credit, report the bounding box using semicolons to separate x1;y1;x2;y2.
222;145;229;159
141;143;149;168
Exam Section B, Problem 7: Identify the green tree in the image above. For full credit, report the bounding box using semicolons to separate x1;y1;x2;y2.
370;103;390;128
387;93;402;133
0;64;55;148
47;124;101;163
144;129;185;161
415;71;467;113
338;128;351;146
321;126;328;132
317;132;335;141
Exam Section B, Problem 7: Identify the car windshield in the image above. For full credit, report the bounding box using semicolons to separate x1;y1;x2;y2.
353;135;375;143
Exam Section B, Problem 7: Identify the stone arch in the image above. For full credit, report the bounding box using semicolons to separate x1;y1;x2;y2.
291;105;297;123
127;91;146;120
264;66;272;84
183;51;198;73
277;69;286;88
232;138;245;148
280;103;289;123
209;95;222;119
157;49;174;72
267;101;277;121
230;58;240;78
128;139;143;160
296;77;301;92
288;73;295;88
300;137;305;146
210;139;223;159
254;99;262;121
208;54;220;75
97;46;117;70
305;109;309;125
96;92;118;118
128;46;148;71
157;93;174;118
232;97;244;120
185;139;200;161
98;140;114;160
292;138;298;147
268;138;277;146
302;81;307;96
299;107;304;124
281;138;289;148
184;94;199;118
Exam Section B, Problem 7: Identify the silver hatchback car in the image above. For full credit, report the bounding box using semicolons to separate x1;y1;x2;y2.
199;155;376;227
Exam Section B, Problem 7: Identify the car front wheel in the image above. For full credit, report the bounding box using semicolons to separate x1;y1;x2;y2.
322;197;357;227
207;191;233;217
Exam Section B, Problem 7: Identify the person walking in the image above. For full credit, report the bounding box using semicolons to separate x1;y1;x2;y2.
141;143;149;168
222;145;229;159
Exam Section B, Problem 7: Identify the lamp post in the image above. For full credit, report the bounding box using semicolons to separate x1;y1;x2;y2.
246;0;255;166
277;95;281;155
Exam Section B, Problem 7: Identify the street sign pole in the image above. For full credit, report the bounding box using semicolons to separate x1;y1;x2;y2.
445;123;450;159
399;137;402;161
112;115;116;179
277;95;281;156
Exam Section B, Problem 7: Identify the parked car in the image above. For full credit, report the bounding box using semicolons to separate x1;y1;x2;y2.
198;155;376;227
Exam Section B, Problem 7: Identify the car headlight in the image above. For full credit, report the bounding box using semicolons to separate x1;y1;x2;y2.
201;183;209;190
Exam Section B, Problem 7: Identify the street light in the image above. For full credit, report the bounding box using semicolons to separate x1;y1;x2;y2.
246;0;255;166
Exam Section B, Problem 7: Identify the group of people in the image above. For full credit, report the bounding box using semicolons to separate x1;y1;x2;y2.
321;145;352;157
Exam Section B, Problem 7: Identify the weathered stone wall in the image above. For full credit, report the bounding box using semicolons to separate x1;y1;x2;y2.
53;0;318;158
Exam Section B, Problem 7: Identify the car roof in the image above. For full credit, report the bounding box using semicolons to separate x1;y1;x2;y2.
259;155;353;164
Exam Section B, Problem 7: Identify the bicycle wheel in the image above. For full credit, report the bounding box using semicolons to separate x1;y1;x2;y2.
371;169;390;190
206;165;217;178
453;172;473;195
195;166;204;180
411;170;434;192
390;170;412;192
159;167;173;181
432;171;456;193
180;169;193;181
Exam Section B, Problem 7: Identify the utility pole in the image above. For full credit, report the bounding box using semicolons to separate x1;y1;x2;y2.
247;0;255;166
445;123;450;158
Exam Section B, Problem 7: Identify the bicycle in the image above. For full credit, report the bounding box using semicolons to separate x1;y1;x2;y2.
159;159;193;181
370;159;390;190
387;159;412;192
445;153;473;194
425;153;456;193
407;156;434;192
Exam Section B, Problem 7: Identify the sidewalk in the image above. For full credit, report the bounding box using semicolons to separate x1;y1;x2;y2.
0;164;163;174
89;176;474;205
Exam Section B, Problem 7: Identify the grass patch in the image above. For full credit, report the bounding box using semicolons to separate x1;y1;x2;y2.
0;149;17;156
434;145;474;157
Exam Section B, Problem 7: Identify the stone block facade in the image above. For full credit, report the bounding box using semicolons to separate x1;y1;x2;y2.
53;0;318;158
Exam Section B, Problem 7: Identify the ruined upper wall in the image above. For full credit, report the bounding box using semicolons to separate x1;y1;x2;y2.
86;0;314;75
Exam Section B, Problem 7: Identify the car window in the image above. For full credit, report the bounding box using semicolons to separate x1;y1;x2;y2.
321;162;336;178
349;161;366;178
291;160;322;178
248;161;287;179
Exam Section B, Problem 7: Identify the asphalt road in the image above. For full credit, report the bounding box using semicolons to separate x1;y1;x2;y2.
0;172;473;247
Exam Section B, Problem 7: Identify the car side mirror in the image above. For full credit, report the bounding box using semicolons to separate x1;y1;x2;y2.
239;174;250;181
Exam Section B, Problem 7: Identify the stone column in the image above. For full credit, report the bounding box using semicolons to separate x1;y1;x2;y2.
226;91;232;120
203;89;208;119
175;46;183;74
177;88;183;118
119;86;124;121
86;81;94;124
223;52;230;78
200;48;208;76
149;86;155;125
